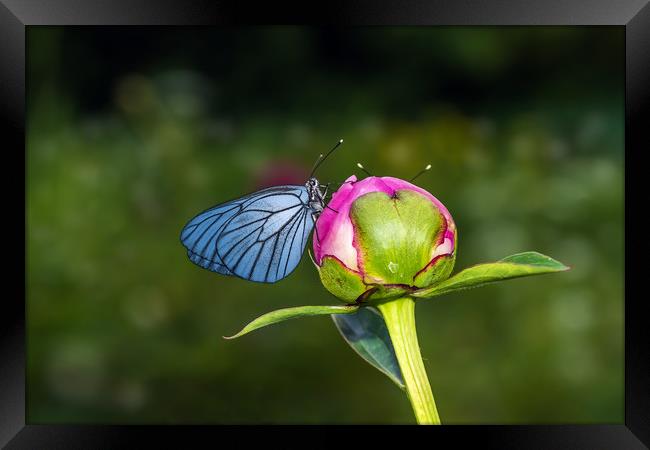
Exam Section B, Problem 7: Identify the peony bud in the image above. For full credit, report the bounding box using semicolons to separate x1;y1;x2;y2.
313;175;457;302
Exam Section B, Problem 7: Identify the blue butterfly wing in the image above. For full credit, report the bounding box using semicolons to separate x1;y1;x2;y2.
180;197;247;275
180;185;314;283
217;186;313;283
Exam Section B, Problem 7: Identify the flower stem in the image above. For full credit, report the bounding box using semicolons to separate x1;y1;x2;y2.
376;296;440;425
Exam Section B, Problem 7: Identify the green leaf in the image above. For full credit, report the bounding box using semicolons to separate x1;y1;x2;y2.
412;251;570;299
224;304;359;339
332;307;405;389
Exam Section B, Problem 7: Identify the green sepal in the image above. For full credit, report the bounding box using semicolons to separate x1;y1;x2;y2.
412;253;455;288
317;255;367;302
412;251;570;299
358;284;414;303
224;304;359;339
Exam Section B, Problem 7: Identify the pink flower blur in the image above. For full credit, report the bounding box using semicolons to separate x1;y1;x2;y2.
254;160;309;190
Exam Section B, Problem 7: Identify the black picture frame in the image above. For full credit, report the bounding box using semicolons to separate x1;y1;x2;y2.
2;1;648;447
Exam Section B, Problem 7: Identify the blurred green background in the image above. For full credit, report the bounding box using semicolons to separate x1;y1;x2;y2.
27;27;623;424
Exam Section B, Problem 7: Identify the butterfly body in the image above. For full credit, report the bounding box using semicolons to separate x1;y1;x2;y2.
306;176;326;214
180;177;327;283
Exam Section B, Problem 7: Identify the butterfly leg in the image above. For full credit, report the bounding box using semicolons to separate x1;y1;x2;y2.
312;212;322;244
319;185;339;213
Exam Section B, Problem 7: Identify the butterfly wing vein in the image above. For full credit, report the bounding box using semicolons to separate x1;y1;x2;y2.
180;185;315;283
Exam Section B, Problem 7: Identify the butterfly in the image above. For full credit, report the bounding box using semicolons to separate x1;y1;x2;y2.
180;140;343;283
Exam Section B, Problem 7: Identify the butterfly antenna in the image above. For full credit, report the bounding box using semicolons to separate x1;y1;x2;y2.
310;139;343;178
309;153;324;176
410;164;432;182
356;162;373;177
